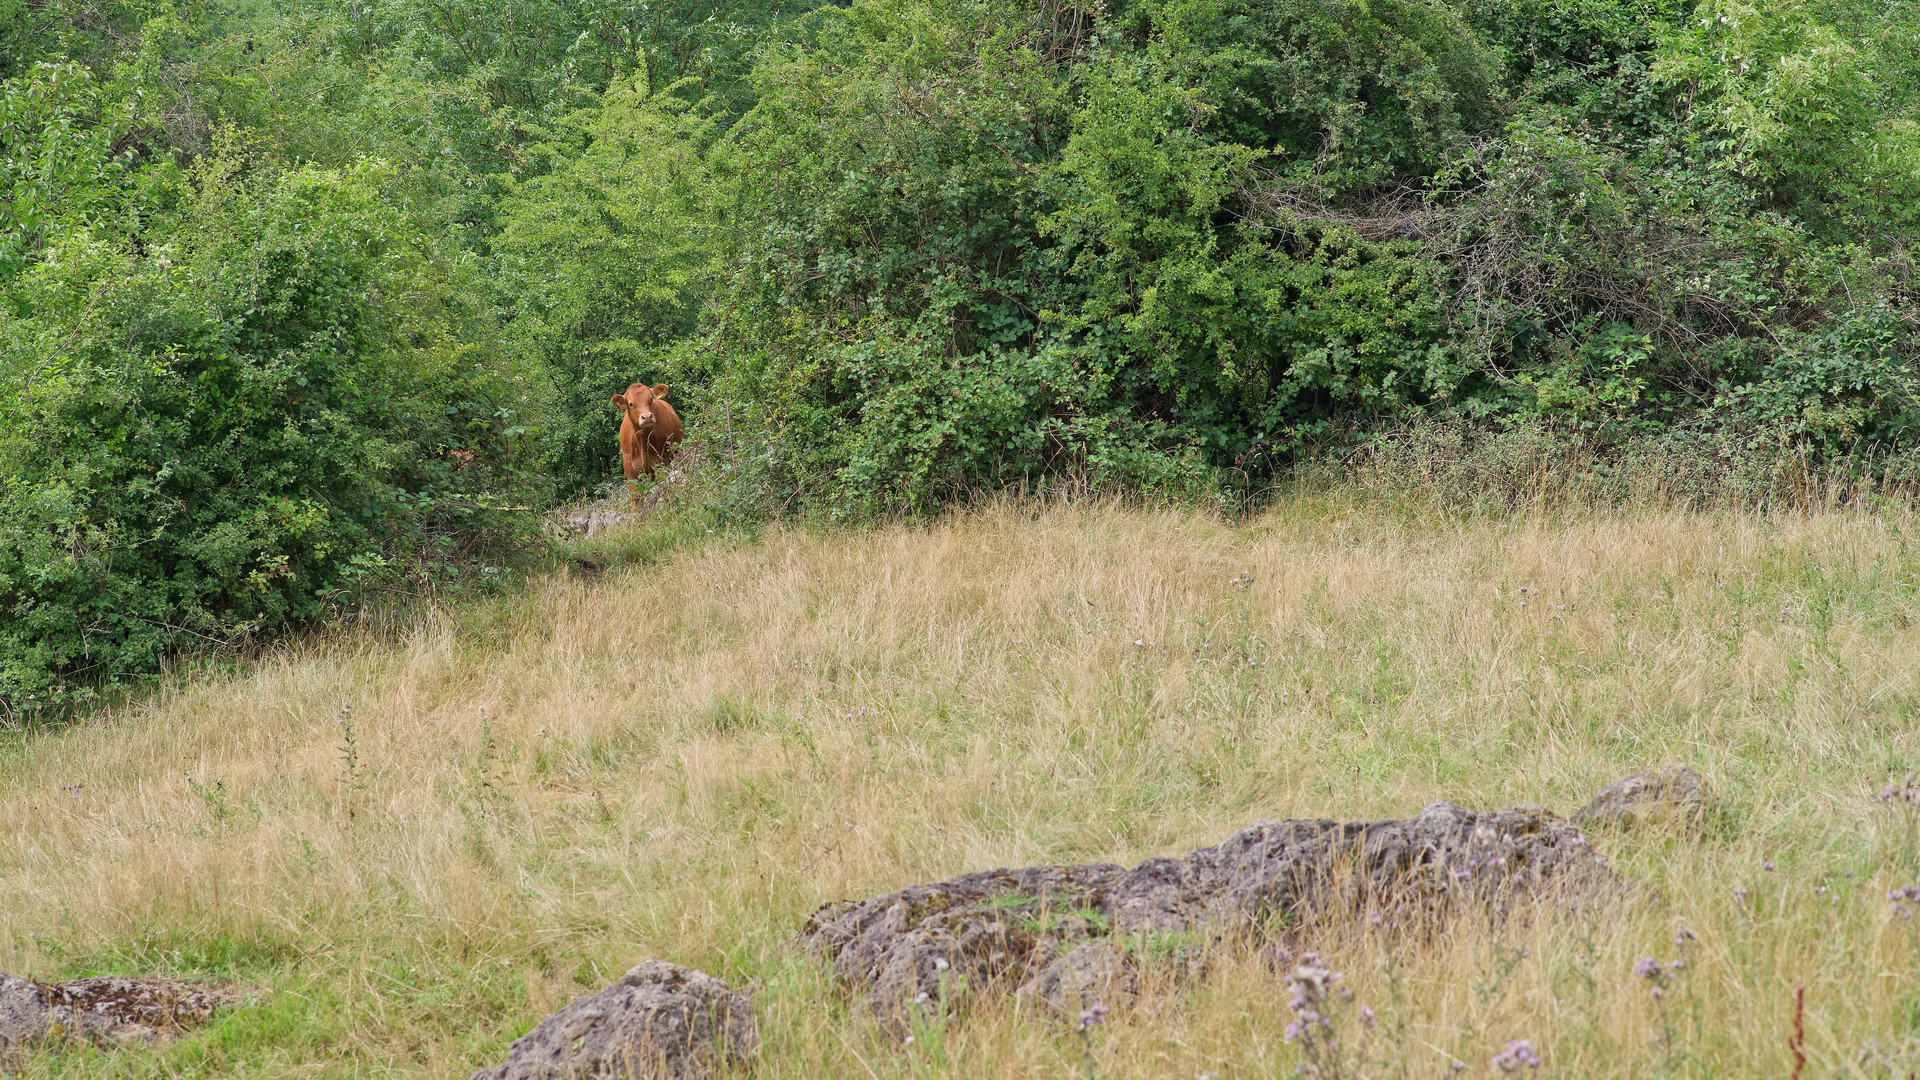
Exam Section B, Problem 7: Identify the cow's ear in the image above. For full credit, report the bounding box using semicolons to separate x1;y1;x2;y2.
611;394;628;408
651;383;670;400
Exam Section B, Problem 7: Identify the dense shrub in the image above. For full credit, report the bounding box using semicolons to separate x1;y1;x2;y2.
707;0;1183;513
686;0;1917;513
0;147;541;712
697;0;1510;513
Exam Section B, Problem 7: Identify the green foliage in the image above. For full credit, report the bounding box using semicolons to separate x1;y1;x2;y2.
1712;309;1920;454
0;0;813;698
1045;27;1462;460
0;143;540;713
0;0;165;79
1653;0;1891;222
1110;0;1498;194
707;0;1142;513
0;61;132;280
1464;0;1689;135
321;0;810;115
663;0;1917;513
699;0;1504;511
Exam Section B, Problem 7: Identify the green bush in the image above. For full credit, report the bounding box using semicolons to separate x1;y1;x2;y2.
698;0;1503;513
707;0;1127;514
0;146;542;714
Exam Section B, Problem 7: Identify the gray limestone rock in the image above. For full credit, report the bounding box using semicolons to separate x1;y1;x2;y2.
470;960;755;1080
566;512;630;539
1572;766;1711;829
800;802;1614;1025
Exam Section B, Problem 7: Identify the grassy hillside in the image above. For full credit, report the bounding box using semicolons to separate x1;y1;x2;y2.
3;499;1919;1077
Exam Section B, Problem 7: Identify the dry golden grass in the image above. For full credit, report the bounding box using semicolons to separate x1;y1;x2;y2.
4;497;1920;1078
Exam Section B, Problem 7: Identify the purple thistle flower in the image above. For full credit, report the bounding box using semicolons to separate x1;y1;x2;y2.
1282;957;1343;1055
1634;957;1662;980
1492;1039;1543;1071
1078;1002;1110;1031
1876;774;1920;807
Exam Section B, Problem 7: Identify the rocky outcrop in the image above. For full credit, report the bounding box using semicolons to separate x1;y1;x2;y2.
800;802;1615;1025
1572;765;1711;829
0;972;233;1048
470;960;755;1080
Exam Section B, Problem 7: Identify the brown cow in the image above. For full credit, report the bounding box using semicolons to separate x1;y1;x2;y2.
611;382;683;511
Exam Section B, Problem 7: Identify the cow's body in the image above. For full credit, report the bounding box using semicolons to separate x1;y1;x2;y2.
612;382;683;510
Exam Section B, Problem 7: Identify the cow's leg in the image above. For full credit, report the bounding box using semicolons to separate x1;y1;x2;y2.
623;455;641;513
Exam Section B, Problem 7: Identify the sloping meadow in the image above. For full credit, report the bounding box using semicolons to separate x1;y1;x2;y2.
2;500;1918;1077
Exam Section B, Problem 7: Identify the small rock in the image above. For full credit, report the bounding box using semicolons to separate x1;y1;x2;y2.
1572;766;1711;829
566;512;629;539
470;960;755;1080
0;972;233;1049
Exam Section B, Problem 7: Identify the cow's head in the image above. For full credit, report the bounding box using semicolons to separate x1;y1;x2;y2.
611;383;670;432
